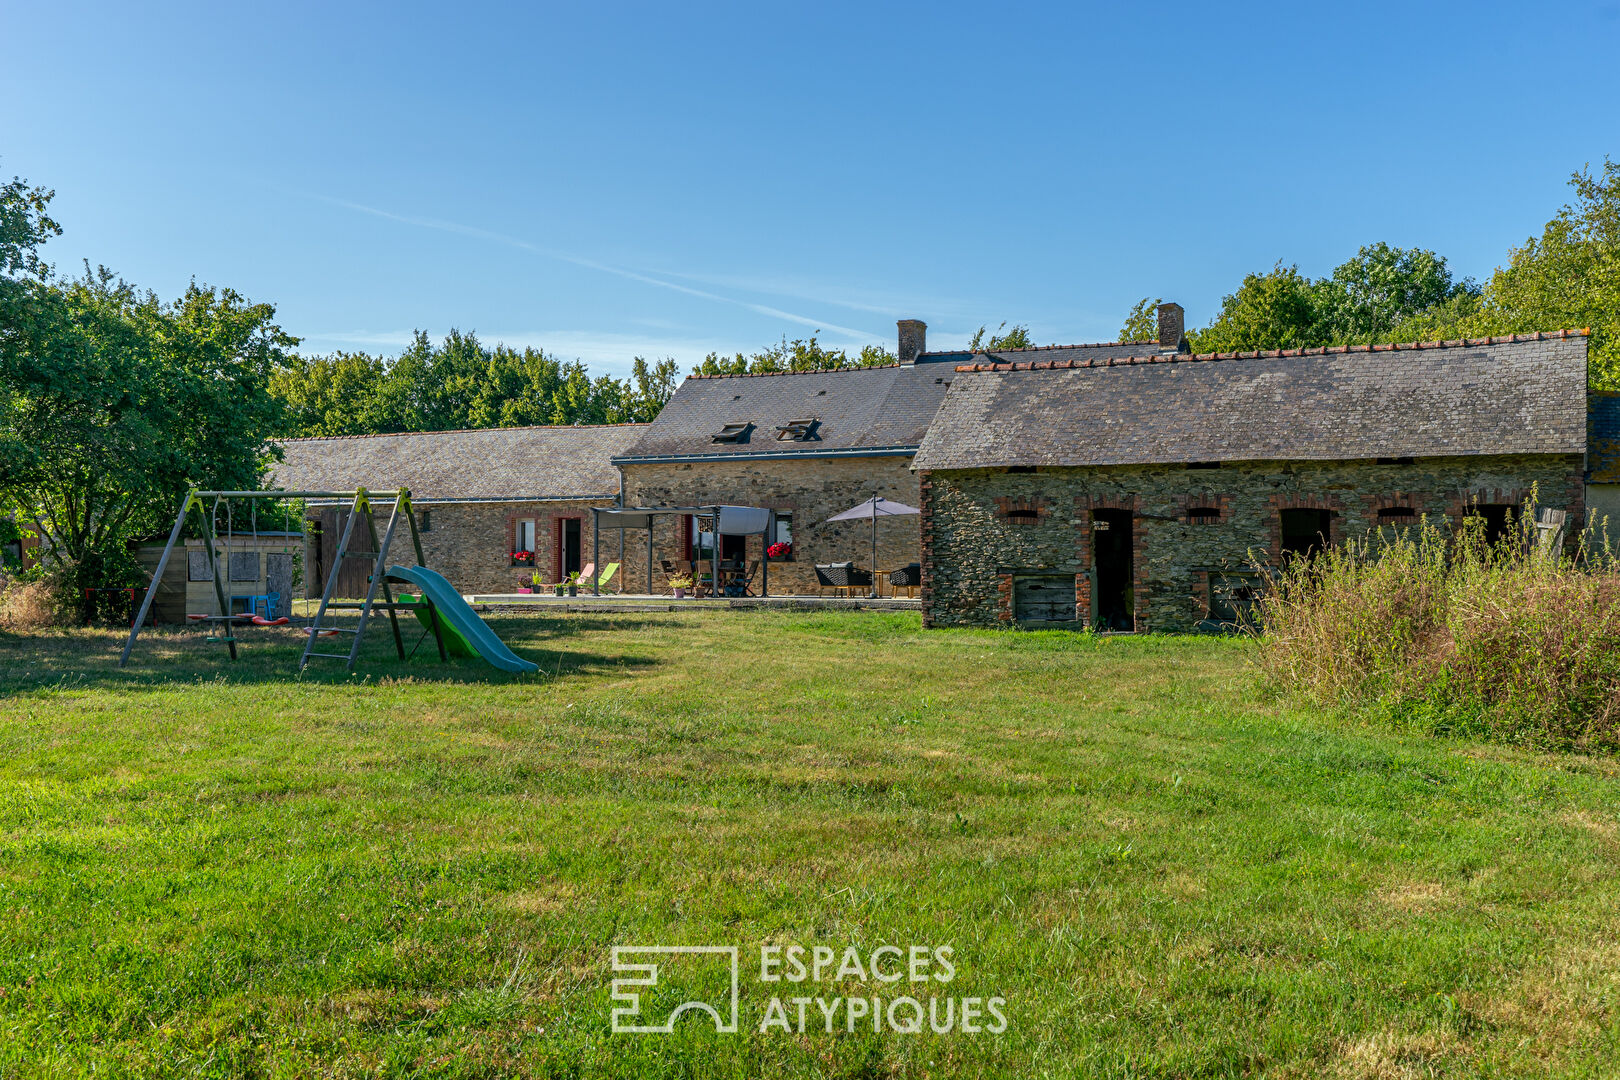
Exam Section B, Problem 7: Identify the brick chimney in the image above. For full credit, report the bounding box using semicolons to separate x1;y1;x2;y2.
897;319;927;364
1157;302;1186;352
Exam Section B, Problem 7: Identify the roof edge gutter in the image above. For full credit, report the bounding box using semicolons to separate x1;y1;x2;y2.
613;445;918;466
301;493;618;506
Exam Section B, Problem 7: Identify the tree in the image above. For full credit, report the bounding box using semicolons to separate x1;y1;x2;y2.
1480;160;1619;387
271;333;682;435
1192;263;1322;353
692;335;896;376
1118;298;1161;343
966;323;1034;352
1315;243;1478;343
2;265;294;593
268;351;392;437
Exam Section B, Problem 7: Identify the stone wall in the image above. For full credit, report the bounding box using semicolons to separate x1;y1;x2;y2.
921;454;1586;632
620;456;921;594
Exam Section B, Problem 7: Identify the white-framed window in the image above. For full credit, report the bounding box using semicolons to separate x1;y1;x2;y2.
513;518;536;566
769;512;794;559
690;515;717;560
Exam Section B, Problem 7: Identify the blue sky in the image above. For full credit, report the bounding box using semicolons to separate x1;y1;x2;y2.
3;1;1618;375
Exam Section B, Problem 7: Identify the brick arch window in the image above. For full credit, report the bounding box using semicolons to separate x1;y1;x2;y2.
1366;493;1422;531
1268;494;1343;561
1179;493;1230;526
994;496;1047;524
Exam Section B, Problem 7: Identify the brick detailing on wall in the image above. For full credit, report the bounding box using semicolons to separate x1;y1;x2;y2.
994;495;1049;522
995;573;1014;623
923;455;1585;632
1178;492;1230;524
1266;492;1346;560
1444;487;1534;525
919;470;934;627
1073;494;1149;630
1072;498;1091;624
1360;491;1424;531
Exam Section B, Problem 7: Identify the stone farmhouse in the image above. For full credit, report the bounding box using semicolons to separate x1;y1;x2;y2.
612;321;950;593
914;327;1590;631
271;310;1606;632
273;424;645;595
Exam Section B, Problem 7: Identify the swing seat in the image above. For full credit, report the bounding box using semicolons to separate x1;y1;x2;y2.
250;615;292;627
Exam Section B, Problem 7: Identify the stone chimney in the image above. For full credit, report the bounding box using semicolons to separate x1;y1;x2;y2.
897;319;927;364
1157;302;1186;352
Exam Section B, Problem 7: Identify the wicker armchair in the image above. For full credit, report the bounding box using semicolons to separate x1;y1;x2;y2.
815;562;872;596
888;563;921;598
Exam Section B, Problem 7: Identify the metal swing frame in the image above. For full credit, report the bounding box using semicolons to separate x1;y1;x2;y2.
118;487;449;672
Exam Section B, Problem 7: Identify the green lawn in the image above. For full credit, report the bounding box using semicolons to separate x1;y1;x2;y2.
1;611;1618;1078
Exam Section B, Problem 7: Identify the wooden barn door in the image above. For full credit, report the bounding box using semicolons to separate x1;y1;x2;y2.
314;507;373;598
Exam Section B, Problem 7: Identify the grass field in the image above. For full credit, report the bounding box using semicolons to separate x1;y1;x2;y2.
2;611;1619;1078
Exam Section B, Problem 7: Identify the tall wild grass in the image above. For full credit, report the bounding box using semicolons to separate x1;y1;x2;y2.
1253;511;1620;752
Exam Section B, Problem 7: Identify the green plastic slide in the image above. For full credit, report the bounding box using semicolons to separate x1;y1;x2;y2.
396;593;477;657
385;565;538;673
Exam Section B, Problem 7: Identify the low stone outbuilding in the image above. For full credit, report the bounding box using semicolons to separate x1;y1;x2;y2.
273;424;646;595
913;330;1591;632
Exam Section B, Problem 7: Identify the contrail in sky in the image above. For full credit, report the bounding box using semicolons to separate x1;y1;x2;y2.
313;194;875;340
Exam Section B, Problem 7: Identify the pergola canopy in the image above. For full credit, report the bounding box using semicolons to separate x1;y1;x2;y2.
590;504;776;596
594;505;771;534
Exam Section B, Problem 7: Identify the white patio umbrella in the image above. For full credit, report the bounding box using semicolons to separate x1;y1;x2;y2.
825;494;921;598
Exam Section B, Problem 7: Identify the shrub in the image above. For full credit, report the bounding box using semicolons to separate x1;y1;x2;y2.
0;572;71;632
1253;512;1620;752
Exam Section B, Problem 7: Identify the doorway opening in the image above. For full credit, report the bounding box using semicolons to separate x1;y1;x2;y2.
1279;508;1332;561
1092;508;1134;631
1467;503;1518;548
558;518;582;580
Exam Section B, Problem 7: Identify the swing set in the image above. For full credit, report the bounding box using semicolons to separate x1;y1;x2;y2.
119;486;451;672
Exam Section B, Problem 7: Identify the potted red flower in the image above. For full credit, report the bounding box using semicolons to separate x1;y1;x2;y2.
512;549;535;566
767;541;792;560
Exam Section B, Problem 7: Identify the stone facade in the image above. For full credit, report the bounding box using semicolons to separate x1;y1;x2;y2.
620;456;921;594
920;454;1586;632
305;499;612;597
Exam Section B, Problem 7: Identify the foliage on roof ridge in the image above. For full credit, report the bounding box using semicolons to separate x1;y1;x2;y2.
951;330;1591;373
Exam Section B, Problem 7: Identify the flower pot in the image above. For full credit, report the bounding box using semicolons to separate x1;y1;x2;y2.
517;587;533;594
566;585;577;597
553;585;565;597
673;587;687;599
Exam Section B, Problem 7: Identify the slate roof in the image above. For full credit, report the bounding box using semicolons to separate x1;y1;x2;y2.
272;424;647;501
615;363;960;461
913;332;1590;470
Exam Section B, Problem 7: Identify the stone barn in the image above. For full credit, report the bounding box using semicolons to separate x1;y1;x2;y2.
913;330;1591;632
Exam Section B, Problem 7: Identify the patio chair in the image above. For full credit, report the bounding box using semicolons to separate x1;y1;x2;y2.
594;562;619;592
725;559;759;597
888;563;921;598
818;562;872;597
